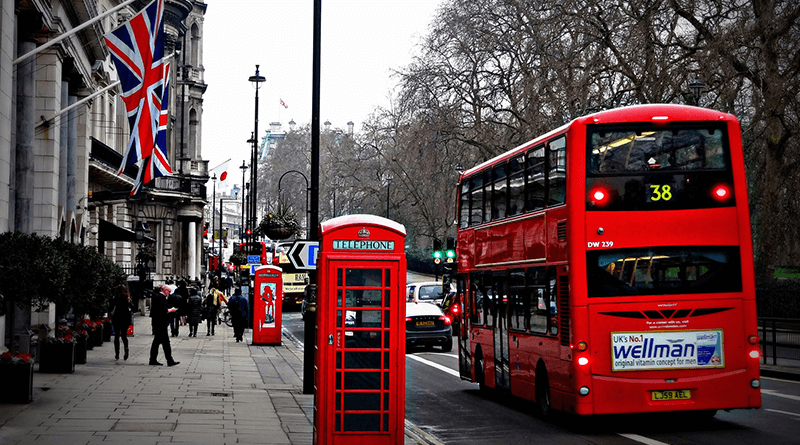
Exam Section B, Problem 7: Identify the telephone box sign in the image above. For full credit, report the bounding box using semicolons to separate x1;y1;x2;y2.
332;239;395;251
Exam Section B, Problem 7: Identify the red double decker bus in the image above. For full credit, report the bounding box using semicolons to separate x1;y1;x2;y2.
455;104;761;416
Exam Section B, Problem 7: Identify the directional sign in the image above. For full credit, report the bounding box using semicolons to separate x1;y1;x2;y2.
288;240;319;270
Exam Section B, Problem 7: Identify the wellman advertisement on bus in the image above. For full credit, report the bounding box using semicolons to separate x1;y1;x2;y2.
611;330;724;371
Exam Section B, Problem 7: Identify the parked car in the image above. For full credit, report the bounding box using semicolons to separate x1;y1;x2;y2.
405;301;453;352
406;281;454;305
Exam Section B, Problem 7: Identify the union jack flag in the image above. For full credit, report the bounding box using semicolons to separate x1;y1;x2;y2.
103;0;171;194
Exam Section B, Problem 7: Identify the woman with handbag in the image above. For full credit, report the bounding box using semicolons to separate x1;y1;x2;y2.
109;284;134;360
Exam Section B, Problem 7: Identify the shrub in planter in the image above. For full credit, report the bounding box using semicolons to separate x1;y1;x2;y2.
39;334;76;374
0;352;35;403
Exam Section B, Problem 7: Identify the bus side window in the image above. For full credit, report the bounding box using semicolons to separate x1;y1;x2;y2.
548;136;566;206
492;162;508;221
470;174;484;227
526;145;546;212
470;273;484;325
508;155;525;217
509;269;527;331
460;179;470;229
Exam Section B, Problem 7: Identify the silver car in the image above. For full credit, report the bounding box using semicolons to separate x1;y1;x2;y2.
405;302;453;352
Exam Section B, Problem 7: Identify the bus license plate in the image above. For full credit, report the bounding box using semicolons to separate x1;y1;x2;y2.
651;389;691;401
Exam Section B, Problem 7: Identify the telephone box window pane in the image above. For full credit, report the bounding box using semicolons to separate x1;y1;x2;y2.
383;413;389;432
344;392;381;411
337;289;343;307
384;351;389;369
344;330;382;348
384;310;391;328
344;371;381;389
337;268;343;286
345;310;381;328
335;413;341;432
345;351;382;369
384;371;390;389
336;351;342;369
337;310;342;328
345;289;382;307
343;413;380;432
346;268;382;287
336;393;342;410
384;331;390;349
385;269;391;287
336;371;342;389
384;289;391;308
383;394;389;410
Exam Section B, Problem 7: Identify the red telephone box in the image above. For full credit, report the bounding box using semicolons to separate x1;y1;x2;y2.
314;215;407;445
253;265;283;345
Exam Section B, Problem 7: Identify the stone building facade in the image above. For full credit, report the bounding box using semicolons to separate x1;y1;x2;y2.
1;0;209;347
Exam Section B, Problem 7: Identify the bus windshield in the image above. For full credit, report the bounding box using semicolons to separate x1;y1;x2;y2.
588;126;728;174
587;246;742;297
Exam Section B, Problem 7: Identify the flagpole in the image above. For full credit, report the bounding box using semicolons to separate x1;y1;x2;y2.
13;0;138;66
37;81;120;127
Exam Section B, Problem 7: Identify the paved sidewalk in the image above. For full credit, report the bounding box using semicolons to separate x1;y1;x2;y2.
0;315;421;445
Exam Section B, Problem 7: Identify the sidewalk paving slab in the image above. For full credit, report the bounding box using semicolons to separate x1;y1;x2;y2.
1;314;421;444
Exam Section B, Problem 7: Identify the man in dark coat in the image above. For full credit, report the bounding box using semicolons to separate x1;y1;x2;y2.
149;285;180;366
228;287;249;343
167;288;183;337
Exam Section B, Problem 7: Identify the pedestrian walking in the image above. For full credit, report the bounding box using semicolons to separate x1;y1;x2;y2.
187;288;203;337
149;285;180;366
224;275;234;296
109;284;134;361
228;287;249;343
167;288;182;337
176;280;189;326
205;286;222;336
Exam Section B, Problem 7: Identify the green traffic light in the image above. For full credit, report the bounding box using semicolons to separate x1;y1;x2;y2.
446;249;455;259
433;251;442;259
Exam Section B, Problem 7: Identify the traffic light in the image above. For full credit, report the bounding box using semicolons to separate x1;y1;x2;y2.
432;238;442;264
246;229;252;236
445;237;456;263
203;222;209;239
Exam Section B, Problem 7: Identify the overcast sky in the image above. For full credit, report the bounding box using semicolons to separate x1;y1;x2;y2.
201;0;441;191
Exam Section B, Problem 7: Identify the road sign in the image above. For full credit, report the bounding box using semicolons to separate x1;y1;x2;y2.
288;240;319;270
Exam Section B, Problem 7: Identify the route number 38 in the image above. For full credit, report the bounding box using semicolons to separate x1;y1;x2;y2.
648;184;673;202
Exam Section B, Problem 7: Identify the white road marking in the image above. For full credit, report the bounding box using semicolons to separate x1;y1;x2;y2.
762;389;800;402
407;354;460;378
765;408;800;419
616;433;671;445
762;376;800;385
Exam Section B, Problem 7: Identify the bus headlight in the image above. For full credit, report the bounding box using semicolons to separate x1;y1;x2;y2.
579;386;590;396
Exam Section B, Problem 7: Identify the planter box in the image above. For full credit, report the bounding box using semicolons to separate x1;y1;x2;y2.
0;363;33;403
39;342;75;373
102;322;112;342
92;325;104;347
75;335;88;364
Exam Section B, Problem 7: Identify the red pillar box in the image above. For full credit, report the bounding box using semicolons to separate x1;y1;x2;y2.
253;265;283;345
314;215;407;445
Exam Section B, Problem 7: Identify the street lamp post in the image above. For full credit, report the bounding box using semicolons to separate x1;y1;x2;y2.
249;67;266;246
688;76;705;106
239;160;248;242
218;196;237;279
210;173;217;275
385;173;393;219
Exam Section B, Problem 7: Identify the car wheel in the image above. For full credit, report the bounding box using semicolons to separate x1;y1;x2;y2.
441;338;453;352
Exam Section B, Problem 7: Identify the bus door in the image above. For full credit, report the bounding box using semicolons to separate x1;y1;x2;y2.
492;273;510;390
456;275;471;377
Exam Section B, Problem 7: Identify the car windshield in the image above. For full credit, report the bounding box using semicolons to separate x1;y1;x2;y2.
418;285;442;300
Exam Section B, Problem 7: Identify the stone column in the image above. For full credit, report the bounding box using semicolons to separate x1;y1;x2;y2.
66;94;77;238
14;39;35;234
188;220;197;280
58;81;68;211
